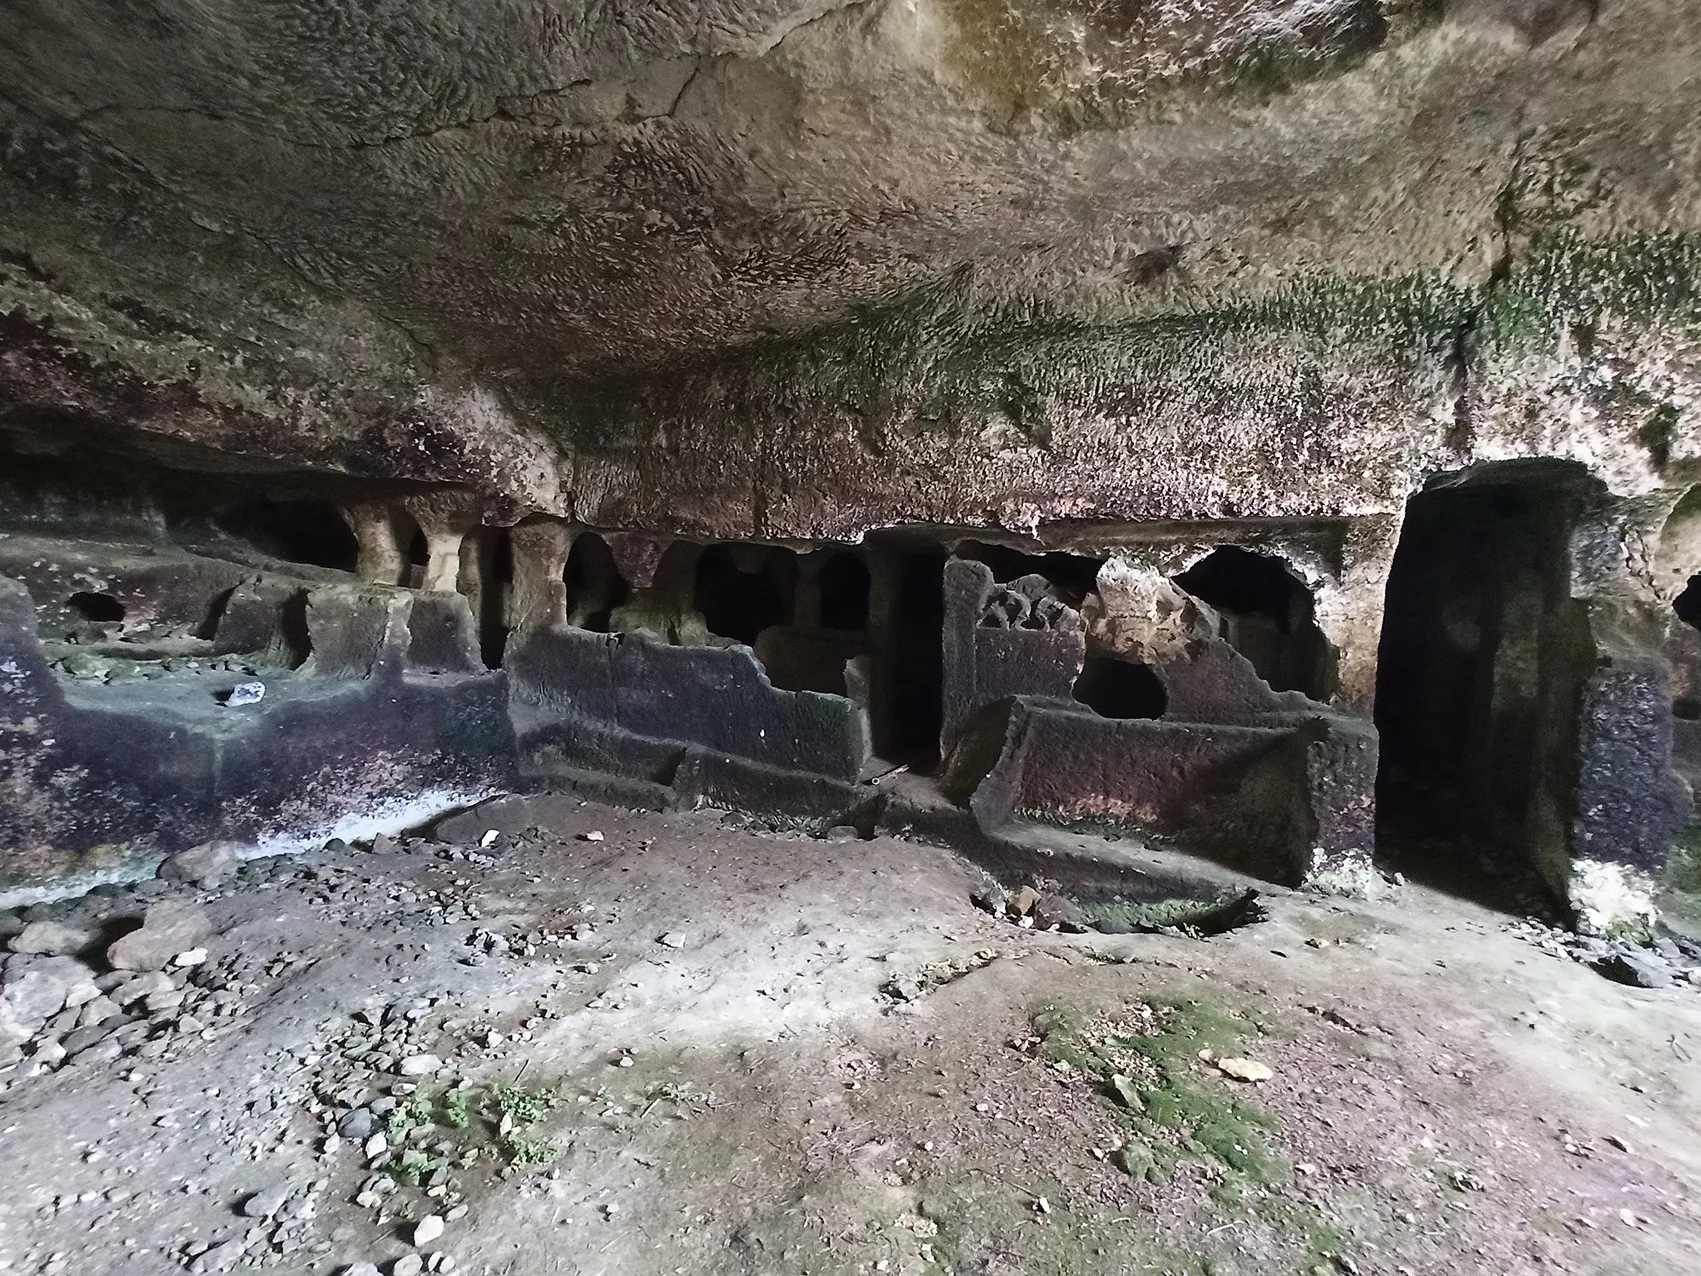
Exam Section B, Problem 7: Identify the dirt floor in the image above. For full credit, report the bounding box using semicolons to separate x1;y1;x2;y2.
2;800;1700;1276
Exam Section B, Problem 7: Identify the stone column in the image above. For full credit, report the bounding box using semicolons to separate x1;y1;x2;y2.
338;503;411;586
1315;515;1402;714
507;520;574;634
401;498;480;594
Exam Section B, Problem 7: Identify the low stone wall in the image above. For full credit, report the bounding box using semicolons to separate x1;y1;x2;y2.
0;577;515;890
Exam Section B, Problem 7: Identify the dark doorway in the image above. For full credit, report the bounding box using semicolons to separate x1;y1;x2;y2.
879;549;948;769
477;528;513;669
404;523;430;588
214;499;359;572
564;533;627;632
1174;546;1331;698
695;545;795;646
820;553;871;631
957;540;1104;605
1676;574;1701;632
1373;464;1596;903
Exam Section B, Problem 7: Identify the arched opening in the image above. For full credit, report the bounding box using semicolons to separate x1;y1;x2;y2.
1671;573;1701;721
213;499;359;572
695;545;795;646
564;533;627;632
404;521;430;589
1073;657;1167;719
66;591;125;623
1173;546;1331;698
956;541;1104;605
819;553;870;631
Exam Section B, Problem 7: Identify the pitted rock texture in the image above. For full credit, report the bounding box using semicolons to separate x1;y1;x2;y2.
1;0;1697;534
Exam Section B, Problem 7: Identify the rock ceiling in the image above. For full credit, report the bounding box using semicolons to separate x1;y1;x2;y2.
0;1;1697;530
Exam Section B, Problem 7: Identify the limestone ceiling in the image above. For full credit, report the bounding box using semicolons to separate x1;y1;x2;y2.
4;0;1692;384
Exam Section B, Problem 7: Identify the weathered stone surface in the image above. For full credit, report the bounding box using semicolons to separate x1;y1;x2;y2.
8;920;100;957
507;627;867;781
0;1;1694;536
0;574;517;879
158;841;241;887
1597;951;1675;990
0;956;101;1041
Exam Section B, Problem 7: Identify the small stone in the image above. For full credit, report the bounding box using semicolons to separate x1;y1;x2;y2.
224;680;266;707
111;971;175;1007
76;996;120;1029
581;831;605;842
392;1257;424;1276
173;947;210;968
59;1027;113;1054
1006;886;1041;917
338;1109;376;1141
413;1214;445;1246
2;956;101;1036
1216;1057;1275;1083
341;1265;382;1276
1031;894;1085;932
655;933;686;949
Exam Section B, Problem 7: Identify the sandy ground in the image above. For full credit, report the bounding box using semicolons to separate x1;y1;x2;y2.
2;800;1700;1276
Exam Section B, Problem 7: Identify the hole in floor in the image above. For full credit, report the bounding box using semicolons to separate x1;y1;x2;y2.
66;591;125;623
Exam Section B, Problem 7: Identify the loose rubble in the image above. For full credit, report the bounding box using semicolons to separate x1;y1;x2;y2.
1507;919;1701;992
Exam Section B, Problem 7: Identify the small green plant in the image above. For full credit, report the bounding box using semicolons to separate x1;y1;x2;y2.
500;1129;560;1166
441;1089;470;1129
487;1081;557;1128
483;1081;563;1166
